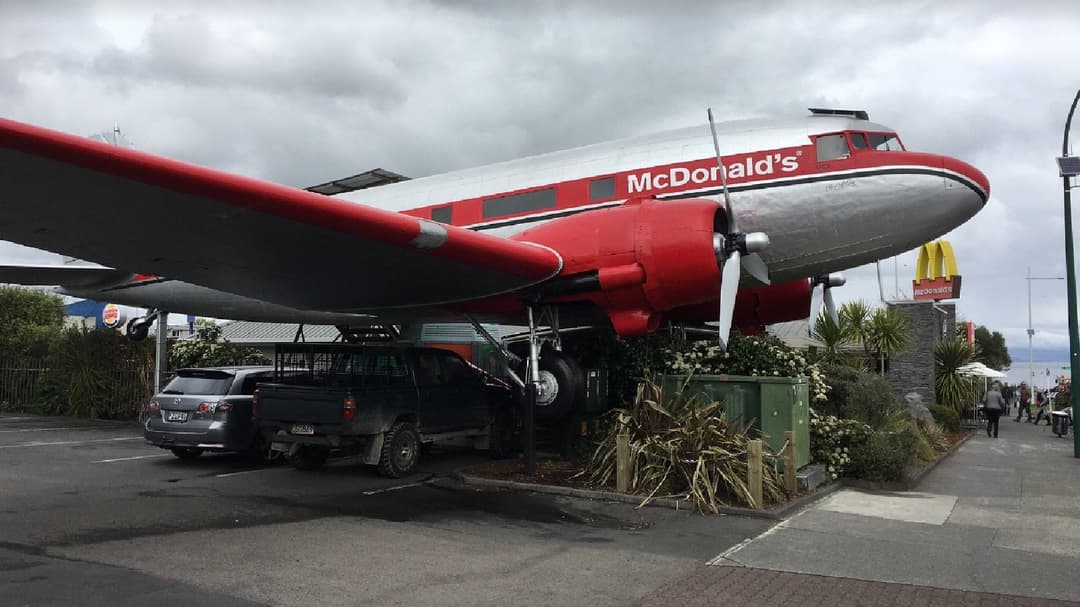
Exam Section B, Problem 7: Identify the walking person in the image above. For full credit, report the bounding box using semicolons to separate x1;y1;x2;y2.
983;382;1007;438
1033;389;1052;425
1015;382;1032;422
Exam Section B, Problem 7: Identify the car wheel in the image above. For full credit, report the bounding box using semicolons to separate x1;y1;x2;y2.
377;421;420;478
170;447;203;460
286;445;329;470
521;348;584;423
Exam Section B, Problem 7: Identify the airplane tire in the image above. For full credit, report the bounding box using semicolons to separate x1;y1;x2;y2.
126;318;150;341
526;348;584;423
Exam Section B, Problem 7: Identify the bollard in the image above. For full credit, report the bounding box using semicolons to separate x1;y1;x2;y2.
616;433;631;493
747;439;763;509
783;430;797;494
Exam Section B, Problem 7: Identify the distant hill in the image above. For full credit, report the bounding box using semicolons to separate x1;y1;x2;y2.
1006;347;1070;364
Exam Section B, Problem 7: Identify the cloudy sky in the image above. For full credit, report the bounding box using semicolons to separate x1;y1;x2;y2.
2;1;1078;361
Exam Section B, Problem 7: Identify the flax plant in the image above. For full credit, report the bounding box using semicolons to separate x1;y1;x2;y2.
582;379;786;513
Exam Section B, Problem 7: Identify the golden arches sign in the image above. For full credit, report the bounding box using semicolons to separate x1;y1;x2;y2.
912;240;961;301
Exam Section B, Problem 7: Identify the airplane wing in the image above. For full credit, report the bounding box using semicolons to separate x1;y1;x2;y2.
0;118;563;312
0;264;131;288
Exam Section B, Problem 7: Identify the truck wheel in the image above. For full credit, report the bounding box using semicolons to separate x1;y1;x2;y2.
286;445;329;470
377;422;420;478
170;447;203;460
524;348;584;423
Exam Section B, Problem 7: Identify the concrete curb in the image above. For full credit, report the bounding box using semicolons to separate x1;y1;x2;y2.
454;471;843;520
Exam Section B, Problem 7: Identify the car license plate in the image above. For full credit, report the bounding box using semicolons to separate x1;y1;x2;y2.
290;424;314;435
166;410;188;422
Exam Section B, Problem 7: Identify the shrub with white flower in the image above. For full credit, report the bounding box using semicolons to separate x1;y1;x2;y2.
809;408;870;479
664;332;830;403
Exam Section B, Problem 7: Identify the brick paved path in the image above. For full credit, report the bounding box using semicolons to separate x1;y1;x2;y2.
636;566;1080;606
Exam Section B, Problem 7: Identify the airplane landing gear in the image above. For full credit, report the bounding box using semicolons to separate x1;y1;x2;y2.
125;309;159;341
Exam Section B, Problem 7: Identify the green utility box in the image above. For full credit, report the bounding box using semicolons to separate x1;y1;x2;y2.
661;374;810;469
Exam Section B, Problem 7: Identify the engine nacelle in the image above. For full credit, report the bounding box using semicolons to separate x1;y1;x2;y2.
512;198;722;335
664;279;813;332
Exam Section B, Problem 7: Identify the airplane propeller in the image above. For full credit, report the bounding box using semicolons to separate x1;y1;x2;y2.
808;273;847;334
708;108;770;351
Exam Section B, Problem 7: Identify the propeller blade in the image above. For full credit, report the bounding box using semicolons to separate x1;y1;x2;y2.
717;249;741;350
707;107;736;234
824;286;840;327
741;253;771;285
808;281;824;336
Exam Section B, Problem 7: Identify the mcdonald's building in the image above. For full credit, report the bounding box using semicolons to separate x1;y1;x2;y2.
912;240;961;301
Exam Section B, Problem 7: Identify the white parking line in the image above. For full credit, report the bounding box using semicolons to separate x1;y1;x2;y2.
0;437;142;449
361;481;426;495
217;468;281;478
0;426;87;433
91;453;173;463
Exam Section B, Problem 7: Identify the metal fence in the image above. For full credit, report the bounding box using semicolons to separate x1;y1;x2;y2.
0;357;46;409
0;357;155;418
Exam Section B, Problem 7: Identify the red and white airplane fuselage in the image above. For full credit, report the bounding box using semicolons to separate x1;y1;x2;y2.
1;110;989;337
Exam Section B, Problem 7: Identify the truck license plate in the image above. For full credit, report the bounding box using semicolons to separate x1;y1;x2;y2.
166;411;188;422
290;424;314;435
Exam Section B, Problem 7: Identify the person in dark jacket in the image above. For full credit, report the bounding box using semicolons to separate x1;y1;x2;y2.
983;382;1007;438
1015;382;1032;422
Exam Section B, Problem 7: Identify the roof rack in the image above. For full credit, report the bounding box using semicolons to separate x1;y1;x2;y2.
808;108;869;121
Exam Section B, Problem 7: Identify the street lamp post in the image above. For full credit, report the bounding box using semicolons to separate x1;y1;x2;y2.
1026;267;1065;392
1057;88;1080;458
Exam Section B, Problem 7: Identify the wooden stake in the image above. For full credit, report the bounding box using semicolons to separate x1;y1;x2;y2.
747;439;763;509
616;433;631;493
784;430;797;494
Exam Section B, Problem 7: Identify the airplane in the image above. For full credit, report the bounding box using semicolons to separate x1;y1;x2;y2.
0;107;989;421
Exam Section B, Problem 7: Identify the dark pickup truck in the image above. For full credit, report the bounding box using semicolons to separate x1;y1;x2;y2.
254;343;516;477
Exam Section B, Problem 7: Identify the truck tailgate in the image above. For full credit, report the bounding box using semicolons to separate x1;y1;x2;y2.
256;384;347;424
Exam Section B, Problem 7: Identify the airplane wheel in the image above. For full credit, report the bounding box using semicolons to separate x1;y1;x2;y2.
126;318;150;341
523;348;584;423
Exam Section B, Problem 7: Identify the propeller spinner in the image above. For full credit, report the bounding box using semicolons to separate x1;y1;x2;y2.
708;108;770;351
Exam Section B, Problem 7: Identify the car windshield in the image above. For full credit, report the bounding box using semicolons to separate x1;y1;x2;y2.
161;375;233;395
867;132;904;151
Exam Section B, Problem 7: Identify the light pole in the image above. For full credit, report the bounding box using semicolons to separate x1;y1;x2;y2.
1057;88;1080;458
1026;267;1065;392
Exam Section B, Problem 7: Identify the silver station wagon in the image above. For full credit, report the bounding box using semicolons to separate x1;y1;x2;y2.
144;366;277;462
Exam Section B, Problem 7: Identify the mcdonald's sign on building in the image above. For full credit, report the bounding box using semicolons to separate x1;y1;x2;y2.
913;240;961;301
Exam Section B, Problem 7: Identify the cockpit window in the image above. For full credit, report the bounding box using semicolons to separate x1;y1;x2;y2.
868;132;904;151
816;134;850;162
848;132;868;150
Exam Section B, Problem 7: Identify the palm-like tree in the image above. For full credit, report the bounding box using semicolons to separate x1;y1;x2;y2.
812;311;858;367
866;307;913;375
935;337;976;413
840;300;875;362
839;300;913;372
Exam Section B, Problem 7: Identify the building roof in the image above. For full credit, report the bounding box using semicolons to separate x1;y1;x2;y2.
767;320;823;349
217;321;340;344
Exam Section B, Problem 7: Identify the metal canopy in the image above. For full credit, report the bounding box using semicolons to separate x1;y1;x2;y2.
304;168;410;195
1057;155;1080;177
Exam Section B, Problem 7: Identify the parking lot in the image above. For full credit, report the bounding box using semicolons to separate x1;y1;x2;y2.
0;414;771;606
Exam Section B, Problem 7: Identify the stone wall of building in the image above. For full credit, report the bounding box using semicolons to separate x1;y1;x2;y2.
886;301;956;405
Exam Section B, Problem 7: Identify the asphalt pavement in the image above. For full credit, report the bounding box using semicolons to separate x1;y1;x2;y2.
0;413;771;606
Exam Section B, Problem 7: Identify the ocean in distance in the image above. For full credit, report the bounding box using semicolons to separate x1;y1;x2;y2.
1003;361;1070;389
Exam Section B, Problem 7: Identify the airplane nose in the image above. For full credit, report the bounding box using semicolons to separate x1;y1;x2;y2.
942;155;990;204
